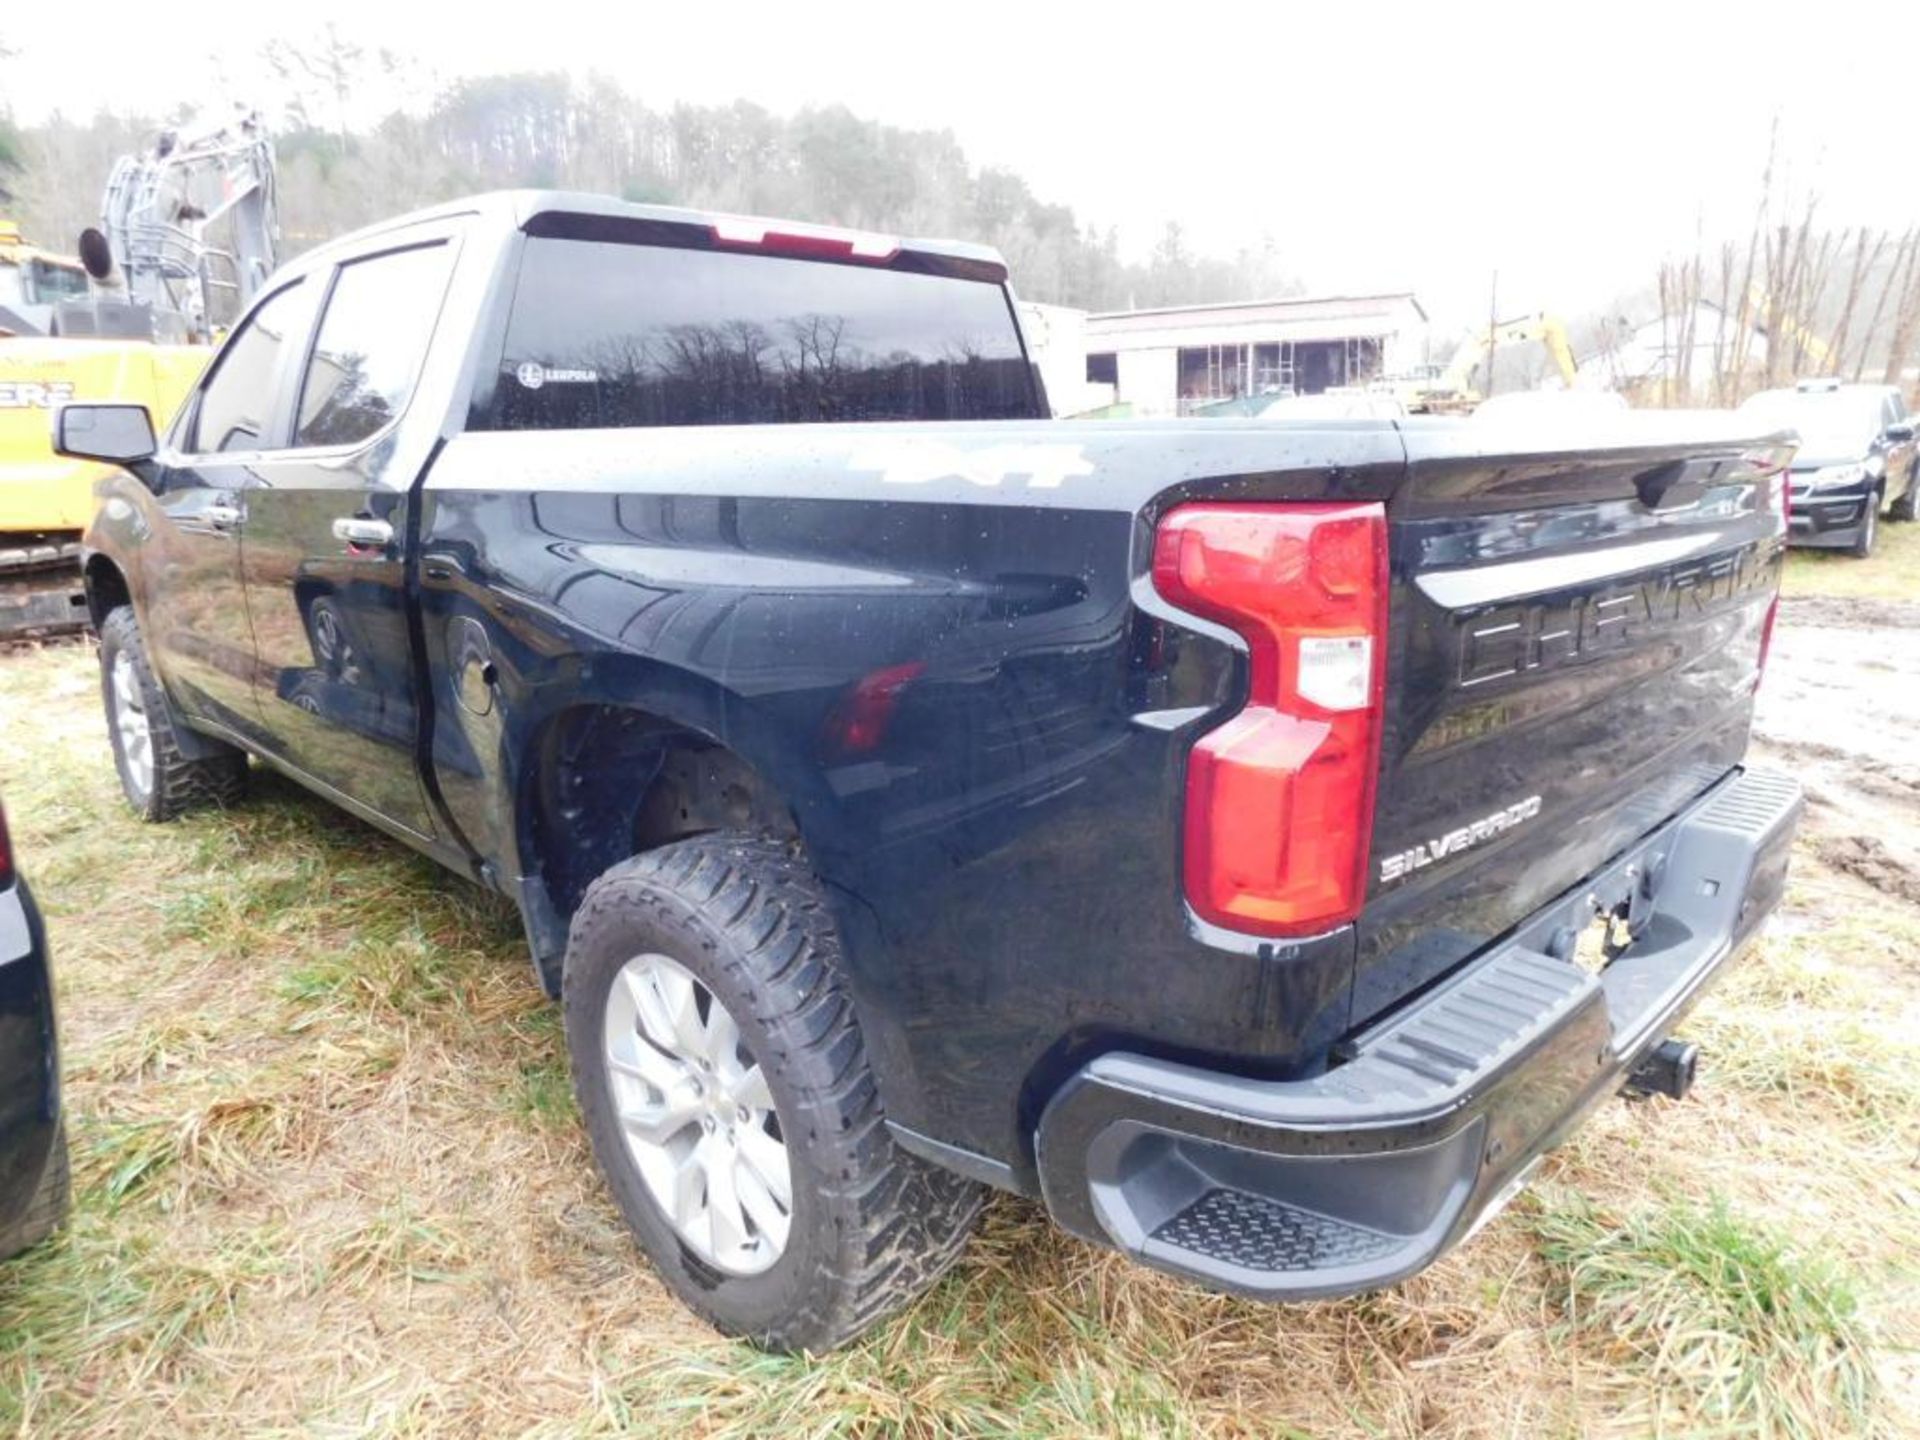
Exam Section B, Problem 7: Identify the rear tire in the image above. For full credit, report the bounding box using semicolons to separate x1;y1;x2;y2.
1849;497;1879;559
563;833;984;1352
98;606;248;821
0;1123;69;1261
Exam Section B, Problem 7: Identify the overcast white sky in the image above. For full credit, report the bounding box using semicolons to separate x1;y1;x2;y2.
2;1;1906;326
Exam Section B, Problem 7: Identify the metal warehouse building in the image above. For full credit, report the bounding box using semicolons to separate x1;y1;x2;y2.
1082;292;1429;415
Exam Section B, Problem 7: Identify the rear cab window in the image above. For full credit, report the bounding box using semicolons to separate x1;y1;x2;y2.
474;221;1042;430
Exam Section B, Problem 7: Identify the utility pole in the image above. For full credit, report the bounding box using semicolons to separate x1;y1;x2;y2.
1483;270;1500;399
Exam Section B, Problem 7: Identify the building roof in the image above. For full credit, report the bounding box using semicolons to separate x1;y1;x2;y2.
1085;292;1427;350
1090;291;1425;322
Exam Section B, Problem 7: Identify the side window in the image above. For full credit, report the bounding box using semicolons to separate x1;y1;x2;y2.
190;282;304;453
294;243;453;449
29;260;89;304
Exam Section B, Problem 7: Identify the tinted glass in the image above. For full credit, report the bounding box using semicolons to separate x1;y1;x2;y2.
29;260;89;304
192;282;303;453
296;243;453;448
481;237;1038;430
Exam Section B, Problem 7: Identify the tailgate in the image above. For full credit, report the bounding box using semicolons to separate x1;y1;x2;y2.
1353;420;1791;1023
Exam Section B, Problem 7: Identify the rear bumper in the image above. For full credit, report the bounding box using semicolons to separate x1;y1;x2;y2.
1787;484;1874;547
1035;766;1801;1300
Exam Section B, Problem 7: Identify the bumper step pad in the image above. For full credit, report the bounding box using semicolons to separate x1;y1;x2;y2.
1154;1188;1401;1273
1036;765;1804;1302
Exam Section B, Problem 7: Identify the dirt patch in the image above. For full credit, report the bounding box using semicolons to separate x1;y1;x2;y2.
1764;740;1920;809
1778;594;1920;630
1754;595;1920;899
1817;834;1920;906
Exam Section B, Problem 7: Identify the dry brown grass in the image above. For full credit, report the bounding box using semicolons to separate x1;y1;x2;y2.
0;602;1916;1435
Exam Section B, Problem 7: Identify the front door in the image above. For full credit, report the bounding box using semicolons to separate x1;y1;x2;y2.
143;279;313;740
238;236;459;840
1884;393;1917;503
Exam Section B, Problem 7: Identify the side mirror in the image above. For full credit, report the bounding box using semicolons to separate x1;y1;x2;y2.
52;403;157;465
1886;421;1915;444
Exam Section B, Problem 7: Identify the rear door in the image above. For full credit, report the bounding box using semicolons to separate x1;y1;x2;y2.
1353;423;1788;1022
237;232;460;838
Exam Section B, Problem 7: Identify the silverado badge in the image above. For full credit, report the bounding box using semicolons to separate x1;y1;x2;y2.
1380;795;1543;884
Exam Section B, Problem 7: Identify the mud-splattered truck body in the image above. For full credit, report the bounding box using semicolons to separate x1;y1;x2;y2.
66;192;1802;1348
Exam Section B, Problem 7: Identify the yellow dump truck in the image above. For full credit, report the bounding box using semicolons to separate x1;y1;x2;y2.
0;336;206;634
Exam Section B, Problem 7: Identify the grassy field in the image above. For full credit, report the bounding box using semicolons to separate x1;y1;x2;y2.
0;537;1916;1437
1781;514;1920;603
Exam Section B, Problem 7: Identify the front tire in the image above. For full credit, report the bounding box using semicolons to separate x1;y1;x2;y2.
1849;496;1879;559
0;1123;69;1261
563;833;984;1352
98;606;248;821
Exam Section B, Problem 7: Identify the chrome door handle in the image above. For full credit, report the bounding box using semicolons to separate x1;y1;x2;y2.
332;516;394;548
204;500;244;529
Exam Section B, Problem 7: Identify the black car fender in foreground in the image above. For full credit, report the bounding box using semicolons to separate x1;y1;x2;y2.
0;798;66;1261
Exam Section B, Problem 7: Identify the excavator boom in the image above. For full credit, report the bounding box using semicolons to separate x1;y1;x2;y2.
93;105;279;342
1419;312;1579;413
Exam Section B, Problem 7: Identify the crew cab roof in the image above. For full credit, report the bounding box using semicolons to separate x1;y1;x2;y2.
282;189;1010;283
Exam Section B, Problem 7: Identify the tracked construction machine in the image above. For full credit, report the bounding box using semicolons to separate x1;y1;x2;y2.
0;106;276;637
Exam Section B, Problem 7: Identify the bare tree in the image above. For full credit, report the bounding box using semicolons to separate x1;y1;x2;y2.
1639;124;1869;408
1879;235;1920;385
1710;242;1737;406
1853;227;1916;382
1827;229;1884;380
263;25;367;153
1725;120;1777;390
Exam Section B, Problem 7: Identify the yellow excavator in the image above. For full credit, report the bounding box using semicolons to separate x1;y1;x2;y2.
1746;281;1834;375
0;106;276;638
1414;312;1579;415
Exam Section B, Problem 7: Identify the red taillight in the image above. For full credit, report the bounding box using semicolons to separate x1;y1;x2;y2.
710;218;900;264
1153;502;1389;937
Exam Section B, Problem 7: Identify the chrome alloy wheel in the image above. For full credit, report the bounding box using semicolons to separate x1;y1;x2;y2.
110;649;154;797
602;952;792;1275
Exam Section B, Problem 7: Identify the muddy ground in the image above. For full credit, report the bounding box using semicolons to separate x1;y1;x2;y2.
1755;593;1920;906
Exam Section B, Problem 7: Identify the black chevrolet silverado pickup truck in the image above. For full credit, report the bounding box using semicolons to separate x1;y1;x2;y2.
55;191;1803;1351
